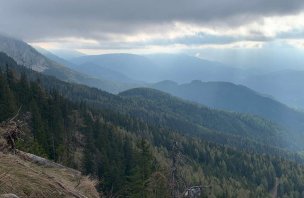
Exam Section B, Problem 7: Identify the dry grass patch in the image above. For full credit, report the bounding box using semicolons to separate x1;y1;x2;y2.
0;152;100;198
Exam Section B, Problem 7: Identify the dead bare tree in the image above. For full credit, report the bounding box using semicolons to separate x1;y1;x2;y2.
1;106;24;154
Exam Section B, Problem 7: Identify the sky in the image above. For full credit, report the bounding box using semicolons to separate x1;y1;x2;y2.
1;0;304;69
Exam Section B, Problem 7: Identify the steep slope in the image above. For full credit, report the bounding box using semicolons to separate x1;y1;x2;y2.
2;52;304;197
152;80;304;134
35;46;76;68
0;35;135;93
0;123;99;197
0;152;99;198
0;59;153;196
0;36;48;72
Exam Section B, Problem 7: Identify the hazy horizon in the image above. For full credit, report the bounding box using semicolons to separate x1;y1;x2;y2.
1;0;304;71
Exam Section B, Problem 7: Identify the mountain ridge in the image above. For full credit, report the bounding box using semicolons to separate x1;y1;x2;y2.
0;35;139;93
68;51;304;108
152;80;304;138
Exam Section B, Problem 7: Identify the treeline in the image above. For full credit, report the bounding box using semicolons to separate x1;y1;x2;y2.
1;52;304;197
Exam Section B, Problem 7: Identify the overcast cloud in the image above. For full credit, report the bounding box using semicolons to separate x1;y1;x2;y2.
0;0;304;53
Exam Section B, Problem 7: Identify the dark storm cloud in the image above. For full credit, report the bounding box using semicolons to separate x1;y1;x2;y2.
0;0;304;41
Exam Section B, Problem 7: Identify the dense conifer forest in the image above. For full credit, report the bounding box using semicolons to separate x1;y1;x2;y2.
1;52;304;197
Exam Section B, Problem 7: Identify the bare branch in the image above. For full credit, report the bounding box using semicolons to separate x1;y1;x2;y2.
9;105;22;122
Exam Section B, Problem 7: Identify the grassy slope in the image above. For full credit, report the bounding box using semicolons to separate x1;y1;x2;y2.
0;126;99;198
0;152;99;198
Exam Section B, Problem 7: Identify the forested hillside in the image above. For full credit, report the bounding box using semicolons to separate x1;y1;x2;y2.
1;52;304;197
151;80;304;146
1;52;300;154
0;56;158;196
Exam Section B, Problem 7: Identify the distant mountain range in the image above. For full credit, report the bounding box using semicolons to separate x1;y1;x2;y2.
0;36;304;122
38;48;141;84
70;53;250;83
69;52;304;109
151;80;304;137
0;35;139;93
70;53;161;82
